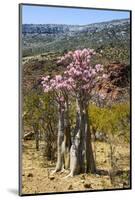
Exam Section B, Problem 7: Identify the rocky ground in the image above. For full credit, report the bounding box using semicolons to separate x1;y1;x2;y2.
21;140;130;195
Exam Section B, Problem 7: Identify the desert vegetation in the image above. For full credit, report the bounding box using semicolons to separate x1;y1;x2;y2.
21;18;131;195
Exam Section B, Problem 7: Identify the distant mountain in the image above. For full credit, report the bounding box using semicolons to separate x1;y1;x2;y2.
22;18;130;60
22;18;130;35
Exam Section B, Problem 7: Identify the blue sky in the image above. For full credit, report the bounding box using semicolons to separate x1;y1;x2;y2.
22;5;130;25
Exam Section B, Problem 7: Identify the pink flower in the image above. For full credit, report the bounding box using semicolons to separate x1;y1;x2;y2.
95;64;103;72
76;71;82;76
42;48;103;100
67;77;74;83
55;75;62;82
74;50;81;60
42;75;50;82
91;69;96;75
69;67;76;74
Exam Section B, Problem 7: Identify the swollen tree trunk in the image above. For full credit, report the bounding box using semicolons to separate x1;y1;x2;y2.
63;101;71;169
54;100;71;173
69;112;81;176
69;99;96;176
85;107;96;173
54;108;65;172
79;102;86;173
69;99;85;176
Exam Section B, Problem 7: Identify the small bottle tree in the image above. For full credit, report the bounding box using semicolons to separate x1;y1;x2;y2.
42;75;71;173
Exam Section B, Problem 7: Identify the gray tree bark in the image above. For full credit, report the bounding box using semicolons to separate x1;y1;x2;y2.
69;99;85;176
69;99;96;176
53;97;96;176
85;107;96;173
53;101;71;173
54;108;65;172
63;101;71;169
33;124;39;151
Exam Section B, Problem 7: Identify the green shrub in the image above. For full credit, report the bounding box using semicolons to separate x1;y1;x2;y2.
88;102;130;142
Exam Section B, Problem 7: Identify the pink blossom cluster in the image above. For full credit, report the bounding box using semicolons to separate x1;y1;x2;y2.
61;49;104;92
58;48;95;63
42;74;73;93
41;75;68;107
42;49;106;101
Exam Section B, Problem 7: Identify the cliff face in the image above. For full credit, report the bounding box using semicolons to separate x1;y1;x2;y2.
22;19;130;57
22;19;130;36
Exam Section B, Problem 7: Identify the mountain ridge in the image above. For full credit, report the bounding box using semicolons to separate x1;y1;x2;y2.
22;18;130;59
22;18;129;30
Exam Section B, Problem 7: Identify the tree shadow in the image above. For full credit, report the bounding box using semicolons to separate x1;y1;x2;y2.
96;169;130;176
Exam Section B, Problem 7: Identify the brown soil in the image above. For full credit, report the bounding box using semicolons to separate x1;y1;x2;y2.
21;140;130;195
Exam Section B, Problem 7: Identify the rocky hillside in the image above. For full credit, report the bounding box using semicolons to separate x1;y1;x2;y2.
22;19;129;36
22;18;130;61
22;18;130;104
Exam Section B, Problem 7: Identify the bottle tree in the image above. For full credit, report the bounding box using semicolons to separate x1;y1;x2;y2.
42;75;71;173
42;49;106;177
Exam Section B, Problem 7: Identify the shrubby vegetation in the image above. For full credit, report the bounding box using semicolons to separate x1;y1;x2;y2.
89;102;130;142
23;90;58;159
